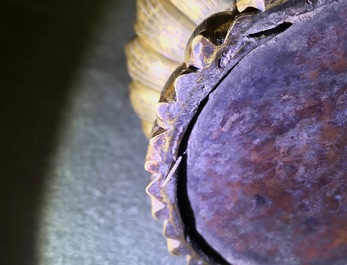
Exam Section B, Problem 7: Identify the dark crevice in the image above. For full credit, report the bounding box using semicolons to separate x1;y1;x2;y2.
174;38;258;264
187;65;200;72
174;14;289;261
248;22;292;39
176;96;230;265
152;120;167;138
190;11;238;46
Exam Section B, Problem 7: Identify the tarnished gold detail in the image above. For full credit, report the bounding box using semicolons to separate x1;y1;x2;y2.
135;0;195;62
126;38;179;91
126;0;266;138
236;0;265;12
169;0;236;25
185;35;217;69
138;0;333;263
129;82;160;137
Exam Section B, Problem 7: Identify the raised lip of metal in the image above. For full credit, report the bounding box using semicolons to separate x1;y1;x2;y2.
144;0;339;263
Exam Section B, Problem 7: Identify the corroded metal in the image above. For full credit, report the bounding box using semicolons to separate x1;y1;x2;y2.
187;5;347;264
126;0;267;137
145;0;347;264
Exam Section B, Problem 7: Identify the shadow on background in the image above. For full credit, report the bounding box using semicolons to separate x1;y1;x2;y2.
0;1;110;264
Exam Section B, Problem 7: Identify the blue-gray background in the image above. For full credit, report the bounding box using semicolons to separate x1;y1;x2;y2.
1;0;185;264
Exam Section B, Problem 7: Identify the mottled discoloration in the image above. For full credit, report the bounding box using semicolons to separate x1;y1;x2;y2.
187;3;347;264
145;0;347;264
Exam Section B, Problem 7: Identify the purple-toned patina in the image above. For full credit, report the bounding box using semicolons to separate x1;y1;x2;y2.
188;4;347;264
145;0;347;264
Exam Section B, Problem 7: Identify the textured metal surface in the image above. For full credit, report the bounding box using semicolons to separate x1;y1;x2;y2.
126;0;268;137
145;0;347;264
187;3;347;264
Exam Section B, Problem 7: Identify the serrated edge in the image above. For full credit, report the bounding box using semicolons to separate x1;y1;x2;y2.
143;0;334;264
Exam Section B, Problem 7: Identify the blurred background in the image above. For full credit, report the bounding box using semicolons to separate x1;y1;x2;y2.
0;0;185;264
